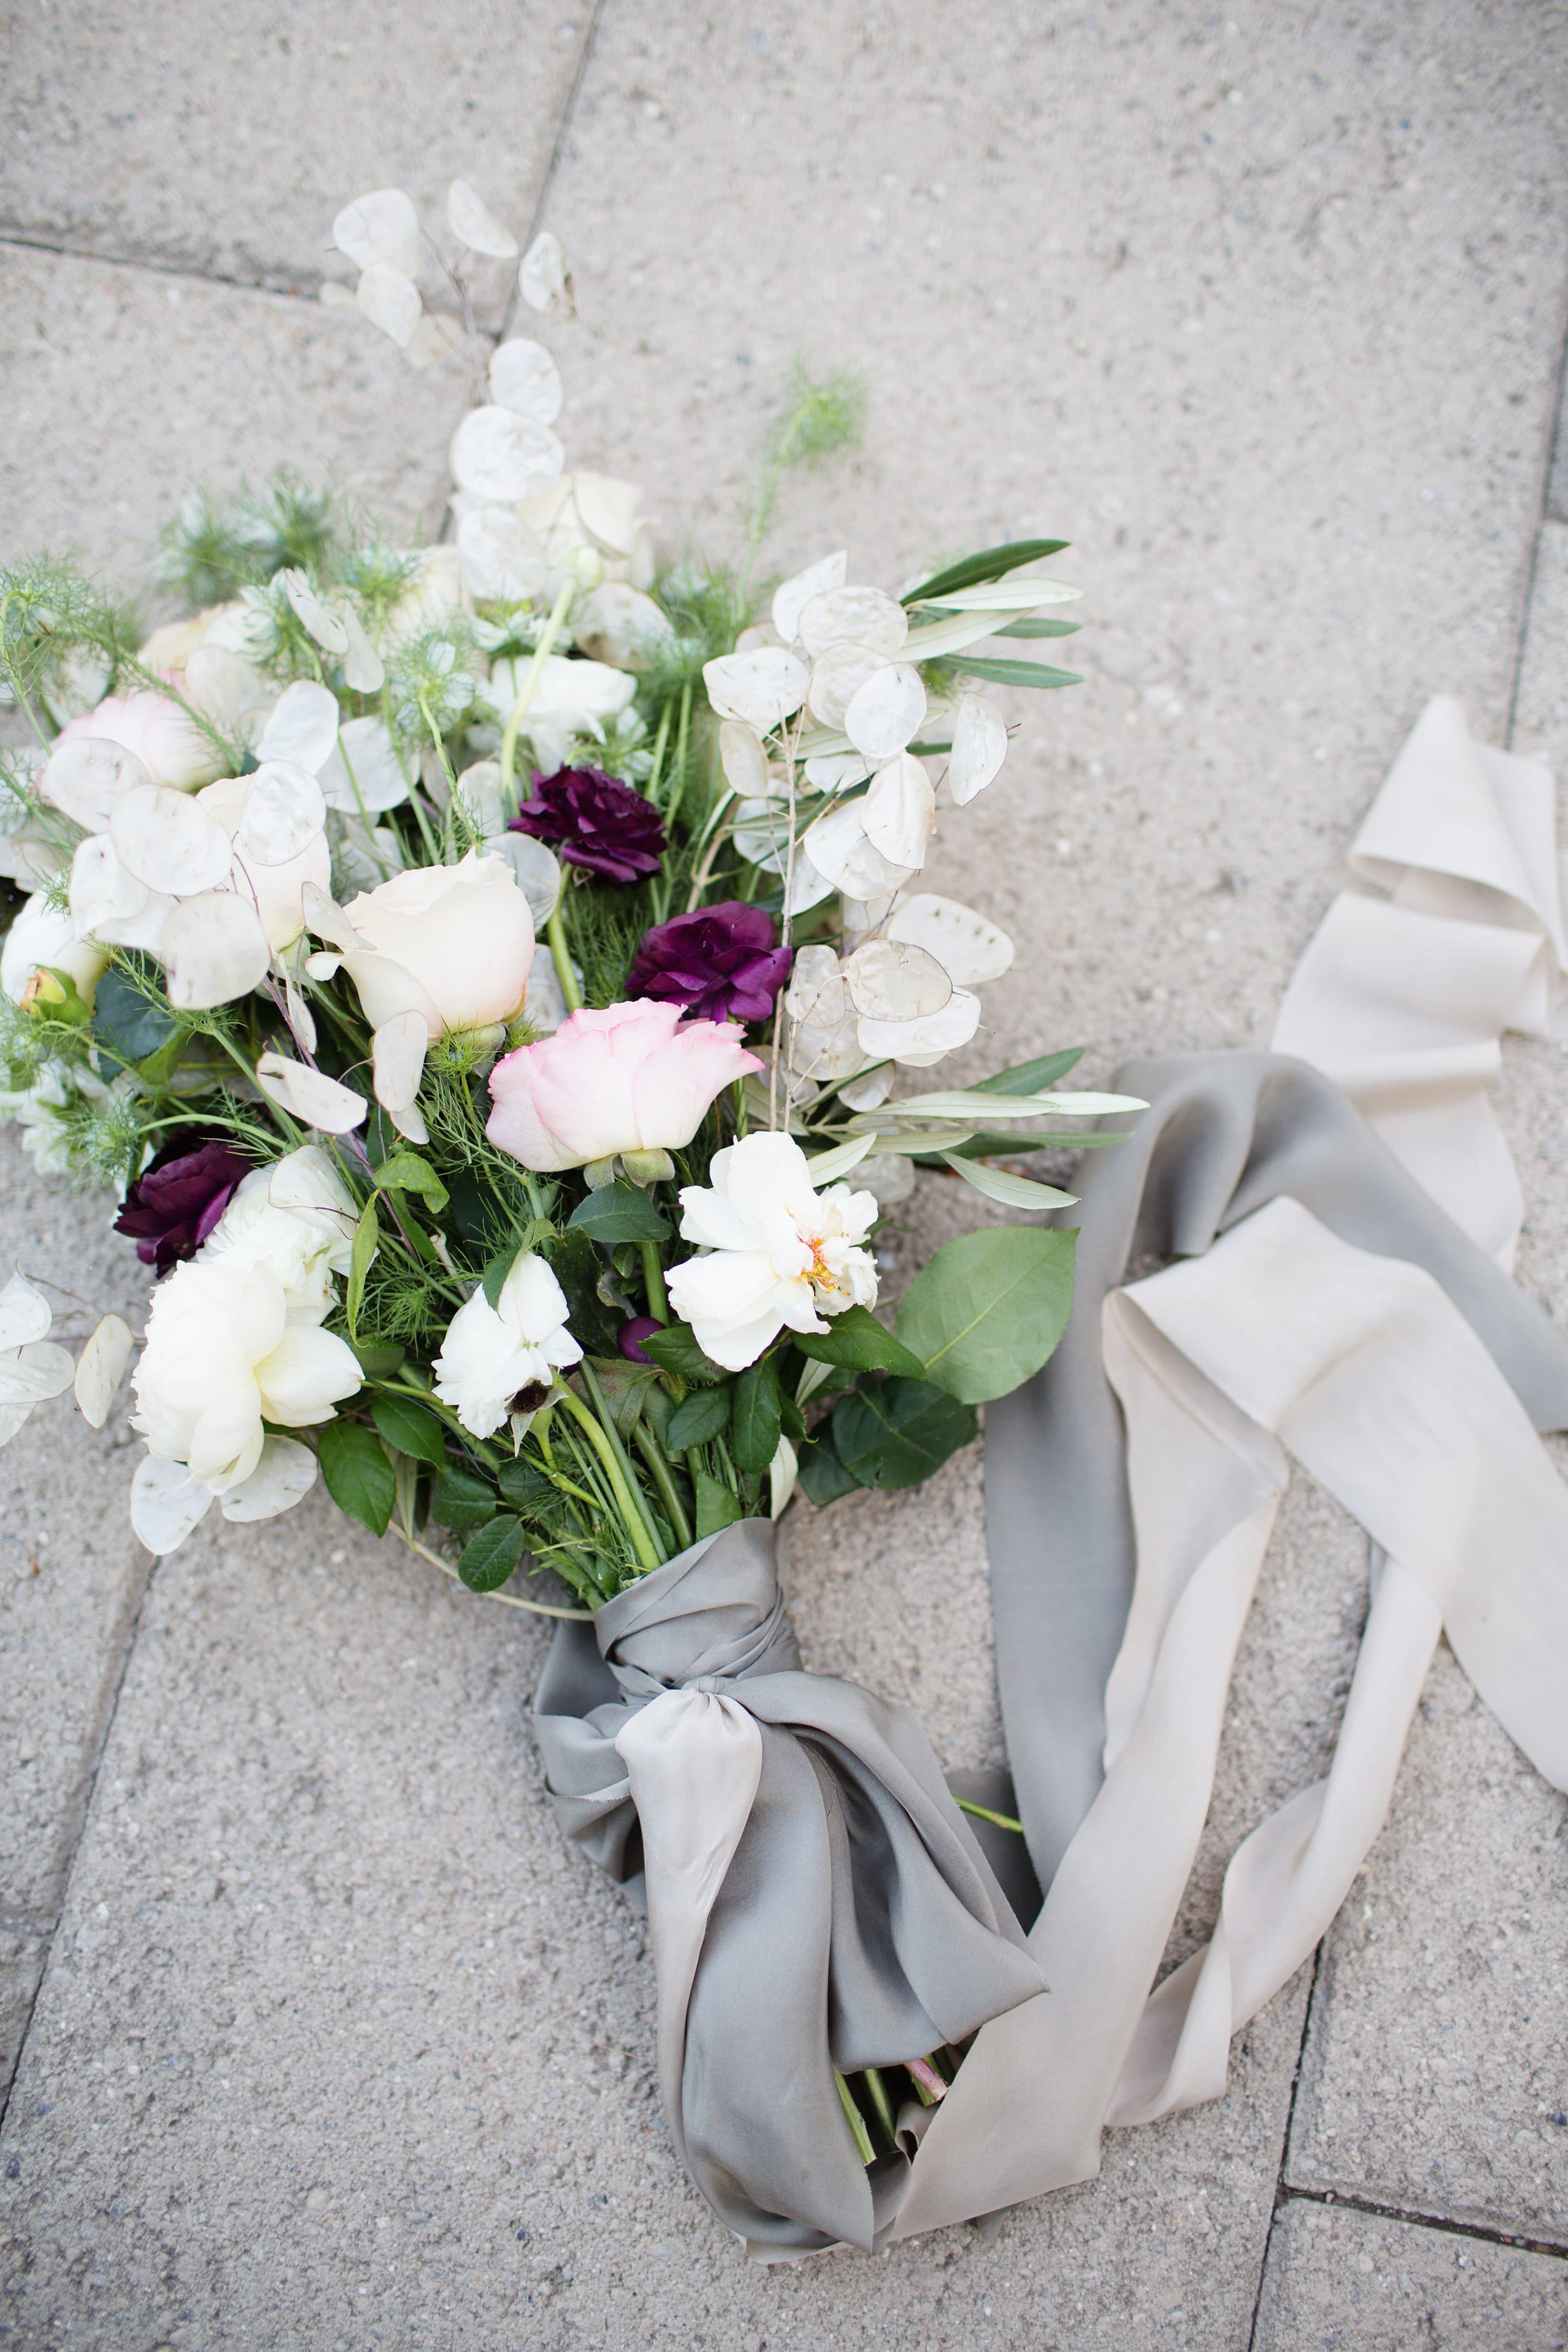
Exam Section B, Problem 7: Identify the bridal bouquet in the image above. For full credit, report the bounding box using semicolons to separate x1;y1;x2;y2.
0;181;1139;2248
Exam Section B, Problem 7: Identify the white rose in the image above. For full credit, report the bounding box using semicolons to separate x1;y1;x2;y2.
665;1130;879;1373
433;1252;582;1441
334;850;536;1033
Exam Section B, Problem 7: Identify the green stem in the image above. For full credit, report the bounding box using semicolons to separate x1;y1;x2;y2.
645;700;673;806
833;2070;875;2167
862;2066;897;2149
632;1421;693;1552
555;1385;662;1575
640;1241;668;1324
954;1797;1025;1834
546;905;583;1013
498;574;579;808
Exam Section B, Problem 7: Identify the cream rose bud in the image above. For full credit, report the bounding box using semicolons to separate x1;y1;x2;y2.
665;1131;880;1373
51;679;225;792
486;1000;762;1173
433;1253;583;1441
0;891;110;1010
131;1256;362;1494
338;851;536;1034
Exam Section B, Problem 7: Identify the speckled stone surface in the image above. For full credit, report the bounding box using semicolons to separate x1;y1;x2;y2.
3;1;1567;2342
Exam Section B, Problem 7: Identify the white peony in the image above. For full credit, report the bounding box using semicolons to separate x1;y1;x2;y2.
433;1252;582;1441
665;1131;879;1373
131;1256;361;1493
130;1146;362;1510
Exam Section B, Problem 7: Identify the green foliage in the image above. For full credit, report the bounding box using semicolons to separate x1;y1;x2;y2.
832;1377;977;1492
370;1394;449;1468
895;1228;1077;1405
693;1471;743;1539
975;1047;1085;1096
639;1322;728;1386
457;1517;527;1592
742;363;867;577
730;1359;783;1477
568;1181;670;1244
792;1303;926;1380
665;1384;733;1450
317;1420;396;1537
948;655;1081;692
796;1431;862;1506
0;555;139;723
156;474;339;606
431;1467;498;1533
91;961;185;1071
901;538;1071;606
375;1152;450;1212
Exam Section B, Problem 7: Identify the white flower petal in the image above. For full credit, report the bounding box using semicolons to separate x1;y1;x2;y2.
571;583;674;672
857;987;981;1067
948;693;1009;806
0;1269;53;1349
220;1433;319;1522
844;937;951;1022
255;1053;368;1134
74;1313;134;1428
860;752;935;870
130;1452;216;1554
798;585;907;659
702;647;809;733
772;551;847;645
802;797;915;900
718;720;769;799
333;188;421;275
69;836;165;947
488;336;563;421
517;229;576;320
338;606;385;693
450;406;565;502
255;679;340;774
40;738;152;832
457;506;549;602
357;261;422;346
838;1064;894;1113
769;1432;798;1520
844;662;926;762
483;832;561;926
160;892;272;1010
318;718;408;815
109;785;233;897
0;1339;77;1406
404;310;467;371
447;178;519;259
282;570;350;656
807;641;888;731
887;892;1014;986
783;848;836;916
372;1009;431;1113
236;761;326;868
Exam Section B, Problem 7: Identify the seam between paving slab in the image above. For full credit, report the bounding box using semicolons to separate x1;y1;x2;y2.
0;1552;156;2134
0;0;607;325
1277;2185;1568;2262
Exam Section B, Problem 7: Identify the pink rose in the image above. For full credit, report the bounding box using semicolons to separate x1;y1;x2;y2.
486;1000;761;1172
54;679;223;792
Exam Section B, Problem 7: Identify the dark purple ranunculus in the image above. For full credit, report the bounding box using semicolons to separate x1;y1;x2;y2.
511;766;666;887
625;902;792;1024
114;1134;252;1275
618;1316;663;1365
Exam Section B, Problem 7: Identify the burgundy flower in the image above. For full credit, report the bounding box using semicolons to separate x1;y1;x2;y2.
625;902;792;1024
512;766;666;887
618;1316;663;1365
114;1134;252;1275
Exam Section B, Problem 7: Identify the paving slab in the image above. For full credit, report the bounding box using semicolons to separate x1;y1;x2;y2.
3;0;1568;2342
0;1475;1325;2352
0;242;462;596
0;1;592;312
1253;2199;1568;2351
0;1126;158;2106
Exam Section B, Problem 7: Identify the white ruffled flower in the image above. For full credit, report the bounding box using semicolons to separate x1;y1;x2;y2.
665;1131;879;1373
433;1252;582;1441
127;1147;363;1551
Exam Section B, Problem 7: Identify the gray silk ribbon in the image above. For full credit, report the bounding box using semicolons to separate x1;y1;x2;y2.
531;1518;1045;2253
985;1048;1568;1897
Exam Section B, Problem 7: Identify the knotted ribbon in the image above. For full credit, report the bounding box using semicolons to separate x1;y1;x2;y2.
531;1518;1044;2251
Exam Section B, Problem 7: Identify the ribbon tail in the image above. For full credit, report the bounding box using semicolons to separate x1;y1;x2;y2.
615;1688;763;2168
